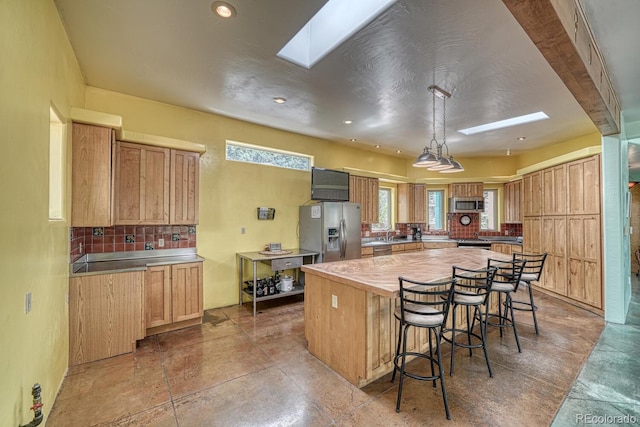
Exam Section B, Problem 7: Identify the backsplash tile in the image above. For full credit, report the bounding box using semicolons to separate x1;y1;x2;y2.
70;225;197;262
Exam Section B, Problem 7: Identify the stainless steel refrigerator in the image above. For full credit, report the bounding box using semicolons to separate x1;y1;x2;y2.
299;202;362;263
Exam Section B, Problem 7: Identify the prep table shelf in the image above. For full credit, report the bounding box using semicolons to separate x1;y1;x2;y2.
236;249;318;316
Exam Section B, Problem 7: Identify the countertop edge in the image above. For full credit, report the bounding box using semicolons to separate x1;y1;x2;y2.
70;254;204;277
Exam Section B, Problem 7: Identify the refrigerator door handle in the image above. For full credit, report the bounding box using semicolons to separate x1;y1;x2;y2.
339;218;347;259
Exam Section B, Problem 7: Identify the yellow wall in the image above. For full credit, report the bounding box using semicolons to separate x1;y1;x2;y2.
84;87;407;309
0;1;86;425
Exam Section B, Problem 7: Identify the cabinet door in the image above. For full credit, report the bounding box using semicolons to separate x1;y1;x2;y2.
171;262;203;322
503;180;522;223
114;142;170;224
71;123;113;226
145;265;171;328
567;215;602;308
367;178;379;224
540;216;567;295
69;271;144;366
542;165;567;215
523;172;542;216
467;182;484;198
568;155;601;215
523;216;541;255
397;183;414;223
413;184;426;223
170;150;200;224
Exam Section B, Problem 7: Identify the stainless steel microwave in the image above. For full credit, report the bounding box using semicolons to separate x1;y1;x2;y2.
449;197;484;213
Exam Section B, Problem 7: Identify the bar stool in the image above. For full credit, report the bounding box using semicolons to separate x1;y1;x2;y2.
512;252;548;335
486;258;526;352
392;276;456;419
442;265;497;378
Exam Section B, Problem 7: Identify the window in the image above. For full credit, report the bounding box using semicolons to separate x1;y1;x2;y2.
49;106;65;221
225;140;312;171
427;190;445;230
372;187;391;231
480;189;498;230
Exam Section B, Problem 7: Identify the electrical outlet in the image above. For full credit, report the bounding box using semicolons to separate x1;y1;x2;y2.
25;292;32;314
241;227;246;234
158;238;165;247
331;294;338;309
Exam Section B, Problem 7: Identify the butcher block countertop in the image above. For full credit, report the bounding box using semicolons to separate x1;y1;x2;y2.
301;248;510;298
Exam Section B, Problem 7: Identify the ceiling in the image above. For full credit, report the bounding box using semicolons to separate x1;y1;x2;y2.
53;0;640;167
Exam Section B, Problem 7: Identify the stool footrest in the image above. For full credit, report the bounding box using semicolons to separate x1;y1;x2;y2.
394;352;443;382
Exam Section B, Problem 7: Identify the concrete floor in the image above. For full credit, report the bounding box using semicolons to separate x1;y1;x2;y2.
552;277;640;426
48;285;611;426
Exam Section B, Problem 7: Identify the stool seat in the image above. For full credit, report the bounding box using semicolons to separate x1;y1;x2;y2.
513;252;548;335
392;275;455;419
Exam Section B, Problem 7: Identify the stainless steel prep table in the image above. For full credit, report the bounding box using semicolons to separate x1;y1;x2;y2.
70;248;204;276
237;249;318;316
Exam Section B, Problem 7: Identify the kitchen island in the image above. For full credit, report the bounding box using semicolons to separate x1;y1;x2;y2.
301;247;510;387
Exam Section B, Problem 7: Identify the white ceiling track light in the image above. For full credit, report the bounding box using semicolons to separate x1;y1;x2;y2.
413;85;463;173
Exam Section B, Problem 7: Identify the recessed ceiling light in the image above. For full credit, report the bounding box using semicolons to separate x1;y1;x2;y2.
457;112;549;135
516;136;526;141
396;150;401;154
506;149;511;156
349;138;357;142
343;120;353;125
374;145;381;148
211;1;237;18
273;97;287;104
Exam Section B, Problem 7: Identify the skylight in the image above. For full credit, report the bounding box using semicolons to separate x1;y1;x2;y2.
277;0;397;69
457;112;550;135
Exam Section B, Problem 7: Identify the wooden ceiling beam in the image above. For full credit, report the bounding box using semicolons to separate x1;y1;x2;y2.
503;0;620;135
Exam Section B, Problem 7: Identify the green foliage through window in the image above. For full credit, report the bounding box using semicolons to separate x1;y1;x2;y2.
480;189;497;230
428;190;444;230
372;187;391;231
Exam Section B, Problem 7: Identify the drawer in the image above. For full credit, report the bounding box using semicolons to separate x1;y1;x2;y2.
403;243;418;251
391;244;405;252
361;247;374;256
423;242;457;249
270;257;303;271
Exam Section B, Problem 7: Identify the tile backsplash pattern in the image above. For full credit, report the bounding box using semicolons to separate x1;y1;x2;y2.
70;225;197;262
360;219;522;240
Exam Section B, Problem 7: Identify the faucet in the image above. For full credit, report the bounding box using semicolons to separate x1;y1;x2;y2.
386;229;393;242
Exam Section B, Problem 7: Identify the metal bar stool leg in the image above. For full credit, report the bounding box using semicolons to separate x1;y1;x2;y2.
507;293;522;352
435;330;451;420
478;305;494;378
528;283;539;335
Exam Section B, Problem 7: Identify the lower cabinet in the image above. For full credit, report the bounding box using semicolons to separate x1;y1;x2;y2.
69;271;145;366
422;241;457;250
145;262;203;334
361;247;374;258
567;216;602;309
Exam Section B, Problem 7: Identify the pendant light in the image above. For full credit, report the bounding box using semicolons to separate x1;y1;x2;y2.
413;85;464;173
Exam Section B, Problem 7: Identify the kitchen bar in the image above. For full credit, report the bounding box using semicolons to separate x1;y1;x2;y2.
301;247;511;387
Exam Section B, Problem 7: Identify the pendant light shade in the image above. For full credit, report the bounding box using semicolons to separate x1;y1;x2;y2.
412;85;463;173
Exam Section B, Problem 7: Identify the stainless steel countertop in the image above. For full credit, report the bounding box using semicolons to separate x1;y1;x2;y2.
361;236;522;247
70;248;204;277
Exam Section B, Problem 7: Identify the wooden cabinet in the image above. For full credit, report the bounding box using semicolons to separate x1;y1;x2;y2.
170;150;200;224
114;141;170;225
522;171;542;217
567;216;602;308
398;183;426;223
567;155;601;215
391;242;419;254
71;123;113;226
361;247;374;258
523;216;541;255
540;216;567;295
542;165;567;215
349;175;379;223
490;242;521;255
145;262;203;334
423;241;457;250
449;182;483;198
503;180;522;223
69;271;144;366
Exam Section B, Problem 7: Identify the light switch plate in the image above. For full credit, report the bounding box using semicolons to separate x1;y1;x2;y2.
331;294;338;308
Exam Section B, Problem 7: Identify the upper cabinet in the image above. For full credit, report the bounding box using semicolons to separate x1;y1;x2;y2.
503;180;522;223
114;142;171;225
449;182;483;198
398;183;426;223
170;150;200;224
71;123;114;227
349;175;379;223
542;165;567;215
522;171;542;216
567;155;601;215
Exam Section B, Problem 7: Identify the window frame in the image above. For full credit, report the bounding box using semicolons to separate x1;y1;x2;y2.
480;189;498;231
225;139;313;171
427;189;445;231
371;186;392;232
